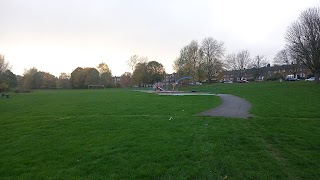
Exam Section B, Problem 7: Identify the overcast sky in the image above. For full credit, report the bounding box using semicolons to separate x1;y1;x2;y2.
0;0;318;76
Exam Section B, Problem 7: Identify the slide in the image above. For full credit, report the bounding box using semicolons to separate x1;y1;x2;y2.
158;87;165;91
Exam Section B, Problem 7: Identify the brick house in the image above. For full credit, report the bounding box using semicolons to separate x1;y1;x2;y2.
163;73;177;84
223;64;311;81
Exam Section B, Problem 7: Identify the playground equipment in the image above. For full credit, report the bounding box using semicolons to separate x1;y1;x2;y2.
158;87;165;91
175;76;192;84
172;76;192;91
153;83;165;91
153;76;193;92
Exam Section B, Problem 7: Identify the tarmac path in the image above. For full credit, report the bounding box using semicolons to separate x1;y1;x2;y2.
199;94;252;118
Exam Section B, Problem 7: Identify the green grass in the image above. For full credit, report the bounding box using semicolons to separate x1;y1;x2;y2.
180;81;320;118
1;82;319;179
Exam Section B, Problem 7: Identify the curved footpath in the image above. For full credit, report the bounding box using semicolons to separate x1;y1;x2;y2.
199;94;252;118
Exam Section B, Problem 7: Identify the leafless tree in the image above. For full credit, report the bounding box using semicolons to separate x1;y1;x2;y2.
273;49;299;77
285;7;320;82
251;55;268;69
127;55;148;72
273;49;294;65
201;37;225;83
226;50;251;80
225;53;236;70
250;55;269;79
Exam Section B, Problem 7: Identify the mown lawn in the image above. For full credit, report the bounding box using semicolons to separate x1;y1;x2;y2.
0;82;319;179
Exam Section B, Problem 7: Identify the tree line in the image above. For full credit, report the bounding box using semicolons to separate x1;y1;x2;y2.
0;54;167;91
173;38;269;82
0;59;131;91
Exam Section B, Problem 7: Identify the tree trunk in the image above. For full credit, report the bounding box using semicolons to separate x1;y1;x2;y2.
315;72;320;83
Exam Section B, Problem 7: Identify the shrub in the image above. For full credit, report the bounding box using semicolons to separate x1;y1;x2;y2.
265;72;284;81
0;83;9;92
15;88;32;93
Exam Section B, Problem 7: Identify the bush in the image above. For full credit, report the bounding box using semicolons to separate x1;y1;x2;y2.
265;72;284;81
15;88;32;93
0;83;9;92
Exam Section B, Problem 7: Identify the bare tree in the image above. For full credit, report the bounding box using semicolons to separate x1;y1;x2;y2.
226;50;251;80
273;49;294;65
273;49;299;77
225;53;236;70
201;37;225;83
250;55;269;79
252;55;268;68
285;7;320;82
127;55;148;72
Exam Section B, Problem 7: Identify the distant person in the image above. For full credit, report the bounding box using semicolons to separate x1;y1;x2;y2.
172;83;176;91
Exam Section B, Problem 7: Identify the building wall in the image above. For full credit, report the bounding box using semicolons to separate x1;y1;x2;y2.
163;73;177;84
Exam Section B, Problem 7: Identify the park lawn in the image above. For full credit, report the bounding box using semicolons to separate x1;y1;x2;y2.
180;81;320;118
181;81;320;178
0;82;319;179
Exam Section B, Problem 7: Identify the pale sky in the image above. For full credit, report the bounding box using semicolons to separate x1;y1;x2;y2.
0;0;318;76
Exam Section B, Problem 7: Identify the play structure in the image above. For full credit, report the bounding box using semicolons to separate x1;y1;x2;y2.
153;76;193;92
145;76;213;96
175;76;192;84
173;76;192;91
153;85;165;91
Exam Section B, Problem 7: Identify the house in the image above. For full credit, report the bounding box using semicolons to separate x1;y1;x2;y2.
223;64;311;81
113;76;121;84
163;73;177;84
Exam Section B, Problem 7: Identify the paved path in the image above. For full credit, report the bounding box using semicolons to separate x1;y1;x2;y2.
199;94;252;118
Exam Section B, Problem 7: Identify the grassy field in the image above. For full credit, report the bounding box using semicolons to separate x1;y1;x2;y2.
0;81;319;179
